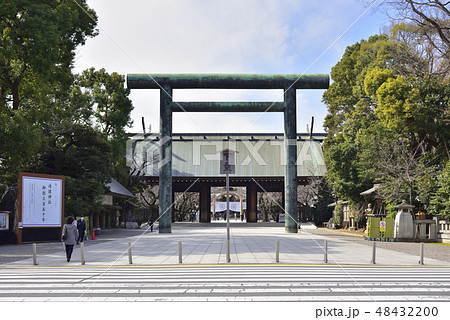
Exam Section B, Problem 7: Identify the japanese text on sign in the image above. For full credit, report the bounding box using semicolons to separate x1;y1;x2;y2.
21;176;63;227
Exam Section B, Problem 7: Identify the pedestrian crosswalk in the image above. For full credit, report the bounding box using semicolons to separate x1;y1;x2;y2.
0;265;449;301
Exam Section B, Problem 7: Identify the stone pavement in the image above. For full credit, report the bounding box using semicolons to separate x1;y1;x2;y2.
1;222;450;267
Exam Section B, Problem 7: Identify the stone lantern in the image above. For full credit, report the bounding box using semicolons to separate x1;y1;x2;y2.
394;200;415;240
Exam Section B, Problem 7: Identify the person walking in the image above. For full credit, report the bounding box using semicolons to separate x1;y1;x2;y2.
76;216;86;244
62;216;78;262
148;217;154;232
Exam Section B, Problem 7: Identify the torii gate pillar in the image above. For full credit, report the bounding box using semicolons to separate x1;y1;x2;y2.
159;86;173;233
284;87;298;233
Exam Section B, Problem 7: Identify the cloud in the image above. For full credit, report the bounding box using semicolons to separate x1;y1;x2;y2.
76;0;295;74
173;112;278;133
74;0;388;134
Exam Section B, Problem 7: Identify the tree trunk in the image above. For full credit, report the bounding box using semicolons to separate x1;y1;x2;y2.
409;185;414;208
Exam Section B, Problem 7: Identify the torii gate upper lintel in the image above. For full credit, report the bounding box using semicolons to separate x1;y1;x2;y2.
126;74;330;233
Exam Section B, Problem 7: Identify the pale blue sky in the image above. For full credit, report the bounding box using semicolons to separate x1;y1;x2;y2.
73;0;390;134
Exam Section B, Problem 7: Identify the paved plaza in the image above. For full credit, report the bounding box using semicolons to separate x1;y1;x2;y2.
1;223;450;268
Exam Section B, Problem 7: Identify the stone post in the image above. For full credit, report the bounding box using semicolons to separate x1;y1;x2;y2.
240;198;243;220
432;216;439;241
115;207;120;228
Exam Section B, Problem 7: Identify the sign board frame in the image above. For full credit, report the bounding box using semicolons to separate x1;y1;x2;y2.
17;172;65;244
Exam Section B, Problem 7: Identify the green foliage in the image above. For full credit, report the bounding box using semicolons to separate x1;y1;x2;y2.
429;161;450;219
73;68;134;189
385;200;399;219
75;68;133;137
313;179;334;223
375;76;418;129
0;110;45;189
324;139;372;203
322;35;396;203
322;34;395;136
364;67;395;97
65;174;106;216
0;0;98;110
333;201;344;227
0;2;136;218
26;117;114;216
323;24;449;218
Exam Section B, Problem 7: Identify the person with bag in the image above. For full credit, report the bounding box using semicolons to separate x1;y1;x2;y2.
62;216;78;262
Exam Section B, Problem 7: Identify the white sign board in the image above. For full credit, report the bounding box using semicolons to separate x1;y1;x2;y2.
21;175;63;227
0;212;9;230
213;202;246;212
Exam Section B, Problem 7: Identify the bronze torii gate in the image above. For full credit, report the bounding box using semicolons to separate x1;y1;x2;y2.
127;74;329;233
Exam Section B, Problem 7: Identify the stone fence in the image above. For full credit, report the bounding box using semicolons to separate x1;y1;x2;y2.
438;219;450;244
414;218;437;241
412;218;450;243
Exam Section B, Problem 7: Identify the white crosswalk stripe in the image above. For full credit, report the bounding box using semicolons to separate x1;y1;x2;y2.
1;266;450;301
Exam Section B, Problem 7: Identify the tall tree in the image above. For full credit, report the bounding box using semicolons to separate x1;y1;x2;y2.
384;0;450;47
74;68;134;185
322;34;398;136
36;123;113;216
322;29;449;211
75;68;133;138
322;35;396;203
0;2;140;218
31;69;135;216
377;0;450;76
0;0;97;111
429;160;450;219
0;0;98;193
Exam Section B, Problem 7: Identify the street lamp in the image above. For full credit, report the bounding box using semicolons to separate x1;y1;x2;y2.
220;148;236;263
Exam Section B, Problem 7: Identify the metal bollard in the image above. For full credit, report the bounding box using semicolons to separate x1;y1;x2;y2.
178;241;182;264
419;242;424;265
32;243;38;266
371;241;376;264
324;241;328;263
80;242;85;265
128;242;133;265
275;240;280;263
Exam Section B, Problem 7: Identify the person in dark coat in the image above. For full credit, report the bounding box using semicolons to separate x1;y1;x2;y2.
62;216;78;262
148;217;154;232
76;216;86;244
